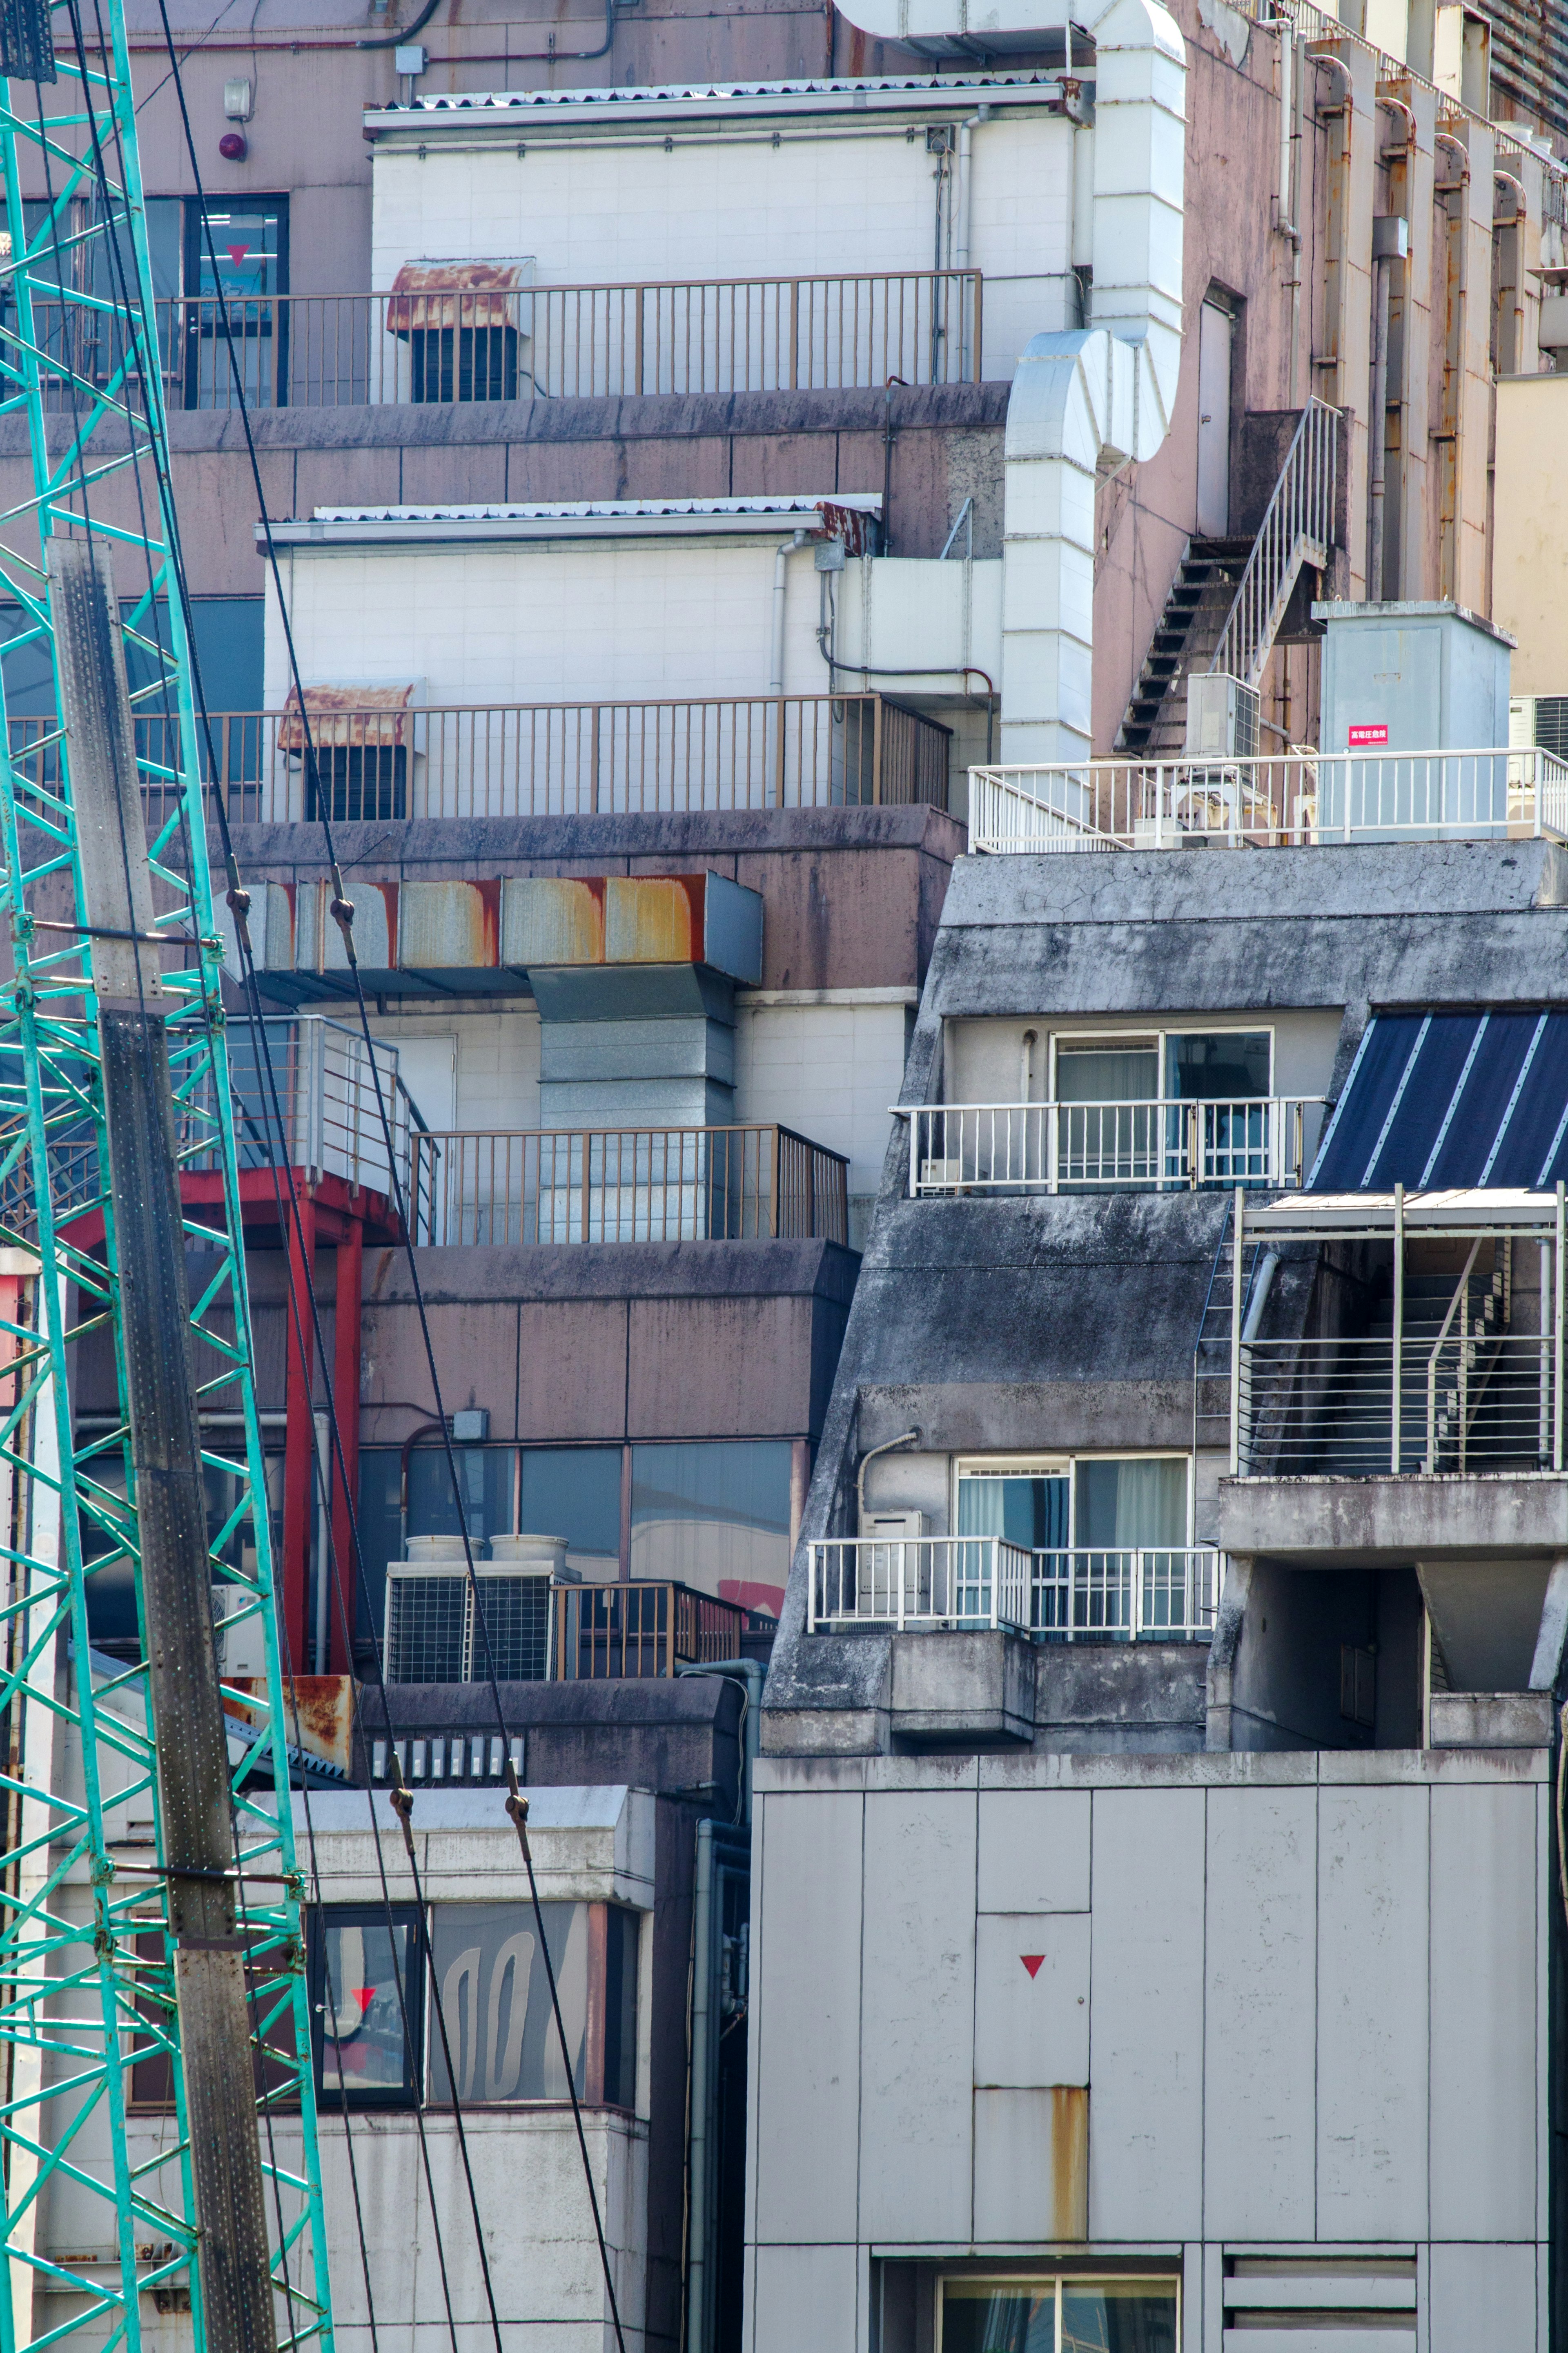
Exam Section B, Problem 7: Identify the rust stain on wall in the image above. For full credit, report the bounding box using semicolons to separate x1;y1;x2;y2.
605;872;705;962
229;1674;354;1773
1049;2087;1089;2241
399;880;498;968
502;875;606;966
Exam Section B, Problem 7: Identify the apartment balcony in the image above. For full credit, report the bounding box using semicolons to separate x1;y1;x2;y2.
410;1124;850;1247
908;1097;1325;1195
23;272;983;411
55;695;953;831
383;1567;764;1687
806;1537;1221;1640
967;746;1568;852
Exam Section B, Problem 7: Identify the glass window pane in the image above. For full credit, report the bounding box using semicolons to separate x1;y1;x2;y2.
604;1906;639;2111
520;1447;621;1576
429;1902;588;2103
1060;2284;1177;2353
957;1474;1069;1550
1056;1046;1159;1103
356;1447;403;1644
408;1444;514;1547
629;1440;791;1614
1165;1030;1271;1100
315;1911;421;2104
193;200;287;301
1074;1458;1187;1549
941;2281;1056;2353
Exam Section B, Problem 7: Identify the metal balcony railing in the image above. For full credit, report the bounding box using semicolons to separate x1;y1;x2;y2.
555;1581;762;1680
1237;1333;1564;1477
411;1124;850;1248
806;1538;1221;1638
1209;399;1340;690
12;272;983;410
909;1098;1325;1195
5;695;951;830
967;746;1568;852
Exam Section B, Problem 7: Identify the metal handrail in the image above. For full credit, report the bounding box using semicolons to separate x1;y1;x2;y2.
6;694;952;826
1209;398;1341;688
13;271;984;409
806;1538;1220;1638
968;745;1568;852
411;1122;850;1247
909;1097;1325;1194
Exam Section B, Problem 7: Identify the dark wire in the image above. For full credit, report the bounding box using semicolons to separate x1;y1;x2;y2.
143;19;633;2349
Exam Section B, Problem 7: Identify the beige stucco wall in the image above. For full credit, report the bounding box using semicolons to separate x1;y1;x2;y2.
1493;373;1568;696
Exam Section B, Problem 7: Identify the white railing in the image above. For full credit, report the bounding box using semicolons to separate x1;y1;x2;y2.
1209;398;1340;688
806;1539;1221;1639
1237;1333;1563;1476
1034;1548;1222;1641
968;745;1568;852
807;1537;1033;1631
184;1015;422;1201
909;1098;1325;1194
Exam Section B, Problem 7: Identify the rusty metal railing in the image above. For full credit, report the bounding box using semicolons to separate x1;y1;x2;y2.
411;1123;850;1248
5;694;951;827
13;272;983;410
555;1581;762;1680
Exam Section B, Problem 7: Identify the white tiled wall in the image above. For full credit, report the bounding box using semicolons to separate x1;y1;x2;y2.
371;112;1076;379
372;1007;542;1130
734;995;912;1243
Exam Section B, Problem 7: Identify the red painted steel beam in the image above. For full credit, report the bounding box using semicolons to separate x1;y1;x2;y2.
281;1188;317;1671
330;1215;363;1673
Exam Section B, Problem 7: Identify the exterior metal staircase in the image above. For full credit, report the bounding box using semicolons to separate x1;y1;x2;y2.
1119;397;1343;754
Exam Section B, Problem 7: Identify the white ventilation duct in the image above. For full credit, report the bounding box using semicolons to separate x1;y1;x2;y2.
833;0;1186;763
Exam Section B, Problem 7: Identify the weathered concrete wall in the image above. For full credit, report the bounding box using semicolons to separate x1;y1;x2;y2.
745;1748;1550;2353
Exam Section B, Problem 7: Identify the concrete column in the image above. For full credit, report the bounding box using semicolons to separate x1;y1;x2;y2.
1204;1552;1253;1751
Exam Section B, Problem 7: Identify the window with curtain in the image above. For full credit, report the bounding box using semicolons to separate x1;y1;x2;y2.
1054;1039;1159;1103
1073;1456;1188;1549
956;1466;1069;1550
1165;1029;1271;1099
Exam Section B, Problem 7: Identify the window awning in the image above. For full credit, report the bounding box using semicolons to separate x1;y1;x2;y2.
1309;1009;1568;1191
383;260;530;335
278;682;419;751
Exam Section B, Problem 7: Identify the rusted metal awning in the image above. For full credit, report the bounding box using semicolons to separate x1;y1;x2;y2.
278;682;419;750
384;260;530;335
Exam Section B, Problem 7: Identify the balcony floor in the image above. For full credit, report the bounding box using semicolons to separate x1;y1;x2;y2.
1216;1469;1568;1566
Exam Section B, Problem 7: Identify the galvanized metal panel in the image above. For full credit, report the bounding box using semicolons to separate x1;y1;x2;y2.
751;2245;861;2353
1087;1786;1205;2240
1316;1786;1429;2239
1225;2334;1414;2353
605;874;704;964
971;2088;1087;2243
973;1913;1089;2088
1203;1786;1317;2239
1429;1781;1539;2240
1426;2241;1537;2353
858;1789;977;2242
976;1789;1090;1914
399;879;499;969
702;872;766;984
502;877;606;968
751;1790;865;2243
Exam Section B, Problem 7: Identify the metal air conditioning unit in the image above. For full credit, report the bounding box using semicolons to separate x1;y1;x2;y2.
212;1581;267;1681
386;1532;567;1684
1185;671;1261;760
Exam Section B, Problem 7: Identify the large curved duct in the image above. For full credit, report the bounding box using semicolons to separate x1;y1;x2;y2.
838;0;1186;763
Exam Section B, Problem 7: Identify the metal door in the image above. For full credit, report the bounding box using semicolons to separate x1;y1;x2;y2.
1196;299;1233;535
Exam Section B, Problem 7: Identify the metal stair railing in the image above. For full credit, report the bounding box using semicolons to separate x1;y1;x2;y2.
1209;398;1341;690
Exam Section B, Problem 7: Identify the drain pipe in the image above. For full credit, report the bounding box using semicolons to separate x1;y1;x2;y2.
955;105;991;377
857;1427;920;1529
769;529;809;695
676;1658;763;1826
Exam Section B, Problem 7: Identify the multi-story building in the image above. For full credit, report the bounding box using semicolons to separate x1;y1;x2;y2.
17;0;1568;2337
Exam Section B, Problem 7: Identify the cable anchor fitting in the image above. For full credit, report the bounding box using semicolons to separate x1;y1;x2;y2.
388;1761;415;1860
328;864;358;969
504;1756;531;1862
224;853;253;957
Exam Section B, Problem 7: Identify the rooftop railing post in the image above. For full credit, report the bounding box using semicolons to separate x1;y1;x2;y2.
1556;1181;1565;1472
1392;1180;1405;1473
1229;1187;1245;1475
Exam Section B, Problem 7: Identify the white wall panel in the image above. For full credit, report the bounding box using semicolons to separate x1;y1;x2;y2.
1429;1783;1538;2241
972;2087;1087;2243
1425;2242;1537;2353
751;1791;865;2243
858;1790;976;2242
1203;1786;1317;2241
1087;1786;1205;2240
973;1913;1089;2088
733;1001;907;1210
976;1787;1091;1914
1316;1786;1429;2240
372;1008;542;1131
751;2244;862;2353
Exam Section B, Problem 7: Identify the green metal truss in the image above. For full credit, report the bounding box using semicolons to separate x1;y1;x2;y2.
0;17;336;2353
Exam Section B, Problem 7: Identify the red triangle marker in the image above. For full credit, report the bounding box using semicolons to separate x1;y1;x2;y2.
1020;1954;1044;1979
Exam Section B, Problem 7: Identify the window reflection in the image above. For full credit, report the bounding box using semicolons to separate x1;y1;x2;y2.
313;1907;422;2106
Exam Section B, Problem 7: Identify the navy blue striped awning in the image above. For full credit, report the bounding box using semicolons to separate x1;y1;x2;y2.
1309;1011;1568;1191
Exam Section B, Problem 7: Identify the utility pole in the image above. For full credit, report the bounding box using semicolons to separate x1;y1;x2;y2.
50;538;276;2353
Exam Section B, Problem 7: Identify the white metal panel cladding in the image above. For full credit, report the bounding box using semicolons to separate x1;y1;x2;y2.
1316;1785;1431;2240
975;1788;1090;1914
1202;1786;1318;2240
1428;1781;1538;2239
857;1791;978;2243
972;1914;1089;2089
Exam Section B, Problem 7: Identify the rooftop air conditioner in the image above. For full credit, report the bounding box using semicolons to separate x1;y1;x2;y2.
386;1533;566;1684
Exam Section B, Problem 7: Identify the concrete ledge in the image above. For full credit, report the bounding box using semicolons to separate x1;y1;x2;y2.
760;1706;889;1756
1216;1473;1568;1564
1428;1689;1556;1748
890;1629;1034;1746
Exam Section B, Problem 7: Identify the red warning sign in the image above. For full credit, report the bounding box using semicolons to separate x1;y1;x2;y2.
1020;1954;1044;1980
1347;723;1389;748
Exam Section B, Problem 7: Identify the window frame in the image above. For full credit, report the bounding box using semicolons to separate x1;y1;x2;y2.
308;1901;425;2112
935;2270;1183;2353
1047;1022;1275;1104
951;1452;1195;1550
